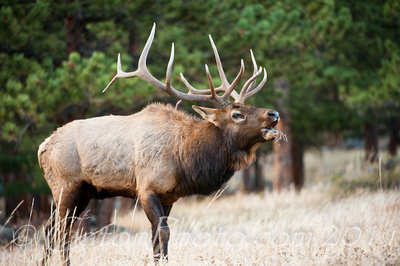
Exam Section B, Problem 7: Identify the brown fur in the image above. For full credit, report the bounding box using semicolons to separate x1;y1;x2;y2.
39;102;279;264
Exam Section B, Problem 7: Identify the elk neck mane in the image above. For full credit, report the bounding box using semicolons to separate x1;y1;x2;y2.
144;103;258;196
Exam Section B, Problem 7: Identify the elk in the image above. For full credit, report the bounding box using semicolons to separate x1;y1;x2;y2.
39;24;280;265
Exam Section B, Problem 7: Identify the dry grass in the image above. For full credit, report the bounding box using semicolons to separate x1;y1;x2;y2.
1;148;400;265
1;186;399;265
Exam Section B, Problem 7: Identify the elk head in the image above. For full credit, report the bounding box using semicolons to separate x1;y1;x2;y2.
103;23;280;146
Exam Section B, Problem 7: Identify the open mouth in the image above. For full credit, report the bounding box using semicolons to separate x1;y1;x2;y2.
262;120;278;131
270;120;278;128
261;120;279;141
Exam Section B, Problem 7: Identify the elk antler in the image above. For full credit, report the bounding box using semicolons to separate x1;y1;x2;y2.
183;43;267;105
104;23;267;108
103;23;229;108
236;50;268;104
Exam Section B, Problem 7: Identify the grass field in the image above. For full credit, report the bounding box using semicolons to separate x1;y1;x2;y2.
1;148;399;265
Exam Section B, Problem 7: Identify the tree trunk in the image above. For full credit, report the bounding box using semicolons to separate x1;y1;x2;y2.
364;121;378;163
128;27;140;58
241;166;252;193
241;154;265;193
254;152;265;192
76;200;95;233
292;139;304;191
388;117;400;156
39;195;51;220
3;171;30;221
273;115;293;191
118;197;135;215
65;0;83;56
96;198;115;229
273;78;293;192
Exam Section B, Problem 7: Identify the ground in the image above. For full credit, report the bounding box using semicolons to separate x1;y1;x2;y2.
1;148;399;265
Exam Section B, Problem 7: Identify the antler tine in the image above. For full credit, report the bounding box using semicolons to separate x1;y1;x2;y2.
247;49;258;92
138;23;156;70
208;35;229;87
165;43;174;90
221;59;244;102
242;68;267;101
205;64;217;99
102;61;119;92
103;53;138;92
135;23;168;91
102;24;156;93
209;35;242;101
103;24;158;93
181;36;244;103
235;49;268;104
237;66;263;104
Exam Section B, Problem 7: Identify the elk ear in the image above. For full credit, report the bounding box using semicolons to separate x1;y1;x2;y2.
192;105;219;126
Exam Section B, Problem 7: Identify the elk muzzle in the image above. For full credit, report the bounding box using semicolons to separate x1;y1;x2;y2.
262;110;280;141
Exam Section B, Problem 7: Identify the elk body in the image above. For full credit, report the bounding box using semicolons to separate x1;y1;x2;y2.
39;24;280;265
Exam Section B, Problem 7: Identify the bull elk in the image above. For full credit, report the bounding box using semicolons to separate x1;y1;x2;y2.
39;24;280;265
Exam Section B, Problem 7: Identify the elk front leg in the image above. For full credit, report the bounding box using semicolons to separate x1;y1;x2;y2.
140;193;172;262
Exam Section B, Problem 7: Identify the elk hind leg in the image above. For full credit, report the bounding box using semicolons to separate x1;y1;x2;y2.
43;186;92;266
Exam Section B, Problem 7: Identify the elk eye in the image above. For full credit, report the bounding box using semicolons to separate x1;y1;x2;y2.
232;113;245;120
